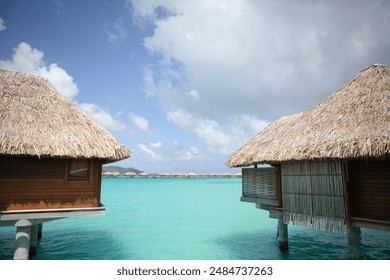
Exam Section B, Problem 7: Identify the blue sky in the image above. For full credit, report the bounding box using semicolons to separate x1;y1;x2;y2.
1;0;390;173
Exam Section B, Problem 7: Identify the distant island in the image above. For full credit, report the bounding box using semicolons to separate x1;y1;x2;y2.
102;165;141;175
102;165;241;178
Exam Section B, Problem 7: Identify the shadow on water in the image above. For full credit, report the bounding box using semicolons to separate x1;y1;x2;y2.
0;226;128;260
215;227;390;260
0;227;15;260
359;228;390;260
214;230;283;260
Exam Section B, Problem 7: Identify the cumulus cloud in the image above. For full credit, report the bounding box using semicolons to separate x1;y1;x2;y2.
150;142;162;148
137;143;162;161
79;103;127;131
0;42;79;100
0;42;126;132
166;108;268;155
106;18;128;44
126;0;178;28
0;17;6;31
166;108;228;154
136;140;202;163
128;113;149;131
126;0;390;158
130;0;390;123
231;114;269;136
38;64;79;101
171;141;200;160
187;90;199;101
142;66;156;97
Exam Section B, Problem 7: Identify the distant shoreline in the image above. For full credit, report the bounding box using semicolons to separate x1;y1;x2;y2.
102;172;241;178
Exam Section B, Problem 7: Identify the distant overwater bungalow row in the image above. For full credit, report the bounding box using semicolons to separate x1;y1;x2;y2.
102;171;242;178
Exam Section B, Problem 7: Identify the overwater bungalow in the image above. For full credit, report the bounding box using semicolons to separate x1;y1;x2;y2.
124;171;137;177
0;69;131;259
226;64;390;259
102;171;114;177
138;171;149;177
102;171;121;177
160;172;171;178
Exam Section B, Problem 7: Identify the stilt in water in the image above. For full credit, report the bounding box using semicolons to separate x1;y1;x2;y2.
14;226;31;260
38;223;43;240
277;217;288;252
348;226;361;259
29;224;39;256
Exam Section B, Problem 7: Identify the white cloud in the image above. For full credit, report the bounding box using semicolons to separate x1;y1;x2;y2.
0;17;6;31
166;108;227;153
187;90;199;101
150;142;162;148
79;103;127;131
166;108;268;155
0;42;45;73
38;63;79;101
137;143;162;161
1;42;126;133
195;120;232;155
171;141;200;160
232;114;269;135
127;0;390;161
165;108;194;127
0;42;79;100
130;0;390;124
142;66;156;97
135;140;203;163
126;0;178;28
106;18;128;44
0;42;128;135
128;113;149;131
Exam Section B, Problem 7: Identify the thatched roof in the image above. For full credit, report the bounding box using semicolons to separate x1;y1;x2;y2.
0;69;131;162
227;64;390;167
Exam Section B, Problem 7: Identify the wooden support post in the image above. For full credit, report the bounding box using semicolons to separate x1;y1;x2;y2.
348;226;361;259
29;224;39;256
277;218;288;252
38;223;43;240
14;226;31;260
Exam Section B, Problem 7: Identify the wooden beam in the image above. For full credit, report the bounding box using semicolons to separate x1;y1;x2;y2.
0;204;105;226
341;161;352;233
241;196;279;209
351;217;390;232
269;208;284;219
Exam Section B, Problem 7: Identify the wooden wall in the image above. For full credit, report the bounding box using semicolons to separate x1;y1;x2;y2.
348;160;390;223
0;157;102;211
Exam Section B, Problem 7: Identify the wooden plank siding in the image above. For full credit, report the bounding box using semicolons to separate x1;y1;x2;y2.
348;160;390;223
0;157;102;210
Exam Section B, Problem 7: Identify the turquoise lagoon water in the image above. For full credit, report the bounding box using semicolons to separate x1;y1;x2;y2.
0;177;389;260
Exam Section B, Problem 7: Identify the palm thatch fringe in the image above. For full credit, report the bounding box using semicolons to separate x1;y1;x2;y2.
0;69;131;162
283;212;347;234
281;161;347;233
227;64;390;167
